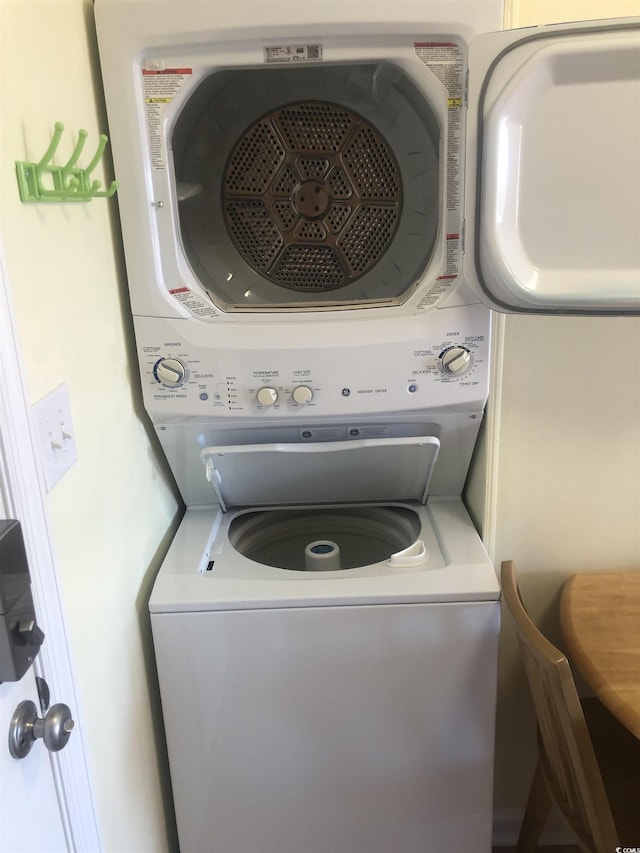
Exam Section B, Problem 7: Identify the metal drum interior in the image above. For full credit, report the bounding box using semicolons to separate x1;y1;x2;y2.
172;63;441;310
223;101;403;291
228;505;422;571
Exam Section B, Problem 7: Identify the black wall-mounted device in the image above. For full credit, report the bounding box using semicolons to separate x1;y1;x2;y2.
0;519;45;682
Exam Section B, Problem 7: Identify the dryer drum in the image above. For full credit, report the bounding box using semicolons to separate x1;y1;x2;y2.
173;63;441;310
222;101;403;291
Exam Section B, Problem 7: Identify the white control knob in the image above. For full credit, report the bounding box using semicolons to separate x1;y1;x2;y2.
155;358;186;387
441;347;471;376
256;387;278;406
292;385;313;405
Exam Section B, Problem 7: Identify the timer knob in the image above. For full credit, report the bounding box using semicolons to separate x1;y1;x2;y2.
155;358;186;387
256;387;278;406
441;346;471;376
292;385;313;405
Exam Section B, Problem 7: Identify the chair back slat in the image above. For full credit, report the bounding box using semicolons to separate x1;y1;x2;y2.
501;561;619;853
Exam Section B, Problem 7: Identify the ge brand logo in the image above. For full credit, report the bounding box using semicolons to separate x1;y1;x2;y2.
341;388;351;397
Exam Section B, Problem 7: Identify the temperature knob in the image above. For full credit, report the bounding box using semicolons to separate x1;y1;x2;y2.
292;385;313;405
155;358;186;387
441;346;472;376
256;387;278;406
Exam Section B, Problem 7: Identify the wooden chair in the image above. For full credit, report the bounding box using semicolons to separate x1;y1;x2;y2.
500;560;640;853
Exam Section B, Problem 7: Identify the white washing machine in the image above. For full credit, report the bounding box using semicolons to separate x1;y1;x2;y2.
94;2;639;851
151;497;500;853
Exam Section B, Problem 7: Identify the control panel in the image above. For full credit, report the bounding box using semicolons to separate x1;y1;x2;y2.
135;305;490;420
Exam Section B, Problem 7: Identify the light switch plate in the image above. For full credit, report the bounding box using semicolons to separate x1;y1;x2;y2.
32;384;78;492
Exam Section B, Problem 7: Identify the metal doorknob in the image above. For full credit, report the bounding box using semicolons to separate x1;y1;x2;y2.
8;699;75;759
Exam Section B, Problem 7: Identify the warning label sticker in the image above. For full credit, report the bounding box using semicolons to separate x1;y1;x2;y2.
414;42;466;307
142;68;192;170
169;286;218;320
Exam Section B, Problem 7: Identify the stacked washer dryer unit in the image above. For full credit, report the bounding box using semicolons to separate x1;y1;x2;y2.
95;1;640;851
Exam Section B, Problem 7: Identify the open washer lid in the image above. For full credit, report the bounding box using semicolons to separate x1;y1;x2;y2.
464;17;640;314
200;436;440;511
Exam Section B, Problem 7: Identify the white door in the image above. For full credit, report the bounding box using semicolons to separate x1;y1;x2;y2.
464;17;640;314
0;249;68;851
0;250;100;852
0;493;68;852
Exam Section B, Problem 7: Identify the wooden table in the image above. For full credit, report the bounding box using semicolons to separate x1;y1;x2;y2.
561;571;640;739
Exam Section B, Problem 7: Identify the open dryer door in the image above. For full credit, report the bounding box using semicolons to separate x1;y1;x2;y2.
464;17;640;315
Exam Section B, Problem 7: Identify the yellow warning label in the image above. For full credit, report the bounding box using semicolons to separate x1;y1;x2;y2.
145;97;173;104
448;97;462;107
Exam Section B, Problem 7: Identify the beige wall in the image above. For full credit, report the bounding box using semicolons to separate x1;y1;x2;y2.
505;0;639;26
489;0;640;832
0;2;181;850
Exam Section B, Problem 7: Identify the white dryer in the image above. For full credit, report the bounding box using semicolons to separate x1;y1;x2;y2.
94;2;639;851
95;3;640;325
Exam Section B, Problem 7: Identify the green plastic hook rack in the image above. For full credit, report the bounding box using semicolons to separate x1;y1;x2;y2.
16;122;119;203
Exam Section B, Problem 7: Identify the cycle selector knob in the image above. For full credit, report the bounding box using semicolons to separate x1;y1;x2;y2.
256;387;278;406
155;358;186;387
292;385;313;405
441;346;472;376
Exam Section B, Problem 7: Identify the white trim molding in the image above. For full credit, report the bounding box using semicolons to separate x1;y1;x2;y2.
482;311;506;562
0;248;102;852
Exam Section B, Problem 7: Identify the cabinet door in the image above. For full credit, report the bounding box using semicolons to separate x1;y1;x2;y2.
464;18;640;314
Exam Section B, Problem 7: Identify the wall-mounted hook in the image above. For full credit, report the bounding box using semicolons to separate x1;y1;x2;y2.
15;122;119;203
